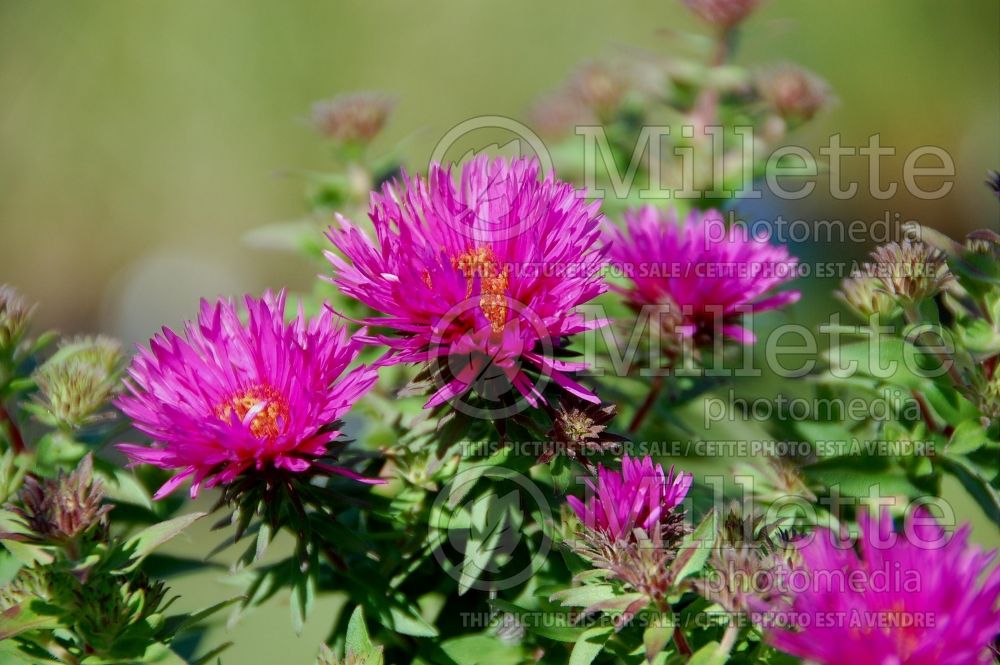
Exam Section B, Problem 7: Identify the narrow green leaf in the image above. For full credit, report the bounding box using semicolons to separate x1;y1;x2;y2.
569;626;612;665
121;512;206;571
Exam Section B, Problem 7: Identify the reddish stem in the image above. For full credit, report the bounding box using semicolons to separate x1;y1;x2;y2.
629;374;665;433
0;402;24;454
674;624;692;657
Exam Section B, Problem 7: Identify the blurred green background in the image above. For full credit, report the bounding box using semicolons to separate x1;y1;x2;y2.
1;1;998;662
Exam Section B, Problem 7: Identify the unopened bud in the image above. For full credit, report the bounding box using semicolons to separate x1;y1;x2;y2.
10;454;111;544
756;64;832;123
837;273;898;319
568;61;629;118
32;335;123;428
0;285;34;353
683;0;761;29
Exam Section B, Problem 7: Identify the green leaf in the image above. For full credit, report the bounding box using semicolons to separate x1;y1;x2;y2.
439;635;524;665
345;606;373;657
946;421;986;455
161;596;243;638
550;584;618;608
938;455;1000;525
687;641;729;665
569;626;612;665
120;512;206;572
670;509;716;585
0;603;59;640
290;572;315;635
643;617;674;663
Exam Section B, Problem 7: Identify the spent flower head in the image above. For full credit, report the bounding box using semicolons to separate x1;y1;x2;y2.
865;240;952;304
540;398;625;465
695;504;798;615
311;91;395;145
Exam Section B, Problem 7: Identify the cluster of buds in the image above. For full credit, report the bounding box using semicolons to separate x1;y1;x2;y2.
7;454;111;547
755;64;832;125
862;239;953;306
0;284;34;356
694;504;798;615
30;335;123;429
539;398;625;465
682;0;760;30
57;570;169;658
311;91;395;145
837;272;899;319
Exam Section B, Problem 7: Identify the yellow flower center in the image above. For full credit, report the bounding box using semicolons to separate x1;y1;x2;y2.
215;385;290;439
424;246;509;333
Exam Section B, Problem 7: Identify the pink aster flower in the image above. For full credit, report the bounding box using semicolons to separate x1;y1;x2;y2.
325;156;606;412
567;455;692;542
762;508;1000;665
605;206;799;345
116;291;379;499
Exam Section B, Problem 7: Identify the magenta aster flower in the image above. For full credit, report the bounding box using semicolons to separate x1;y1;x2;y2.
116;292;379;499
325;156;606;412
605;206;799;345
763;509;1000;665
567;455;692;542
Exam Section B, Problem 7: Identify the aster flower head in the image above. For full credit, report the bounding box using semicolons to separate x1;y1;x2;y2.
606;206;799;346
326;156;607;418
763;508;1000;665
567;455;692;543
116;291;379;499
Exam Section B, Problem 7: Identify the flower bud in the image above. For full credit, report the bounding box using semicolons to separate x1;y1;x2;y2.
10;454;111;544
756;64;832;123
0;285;34;354
865;240;952;304
311;92;395;145
683;0;760;29
837;273;898;319
567;61;629;118
32;335;123;428
528;91;594;138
